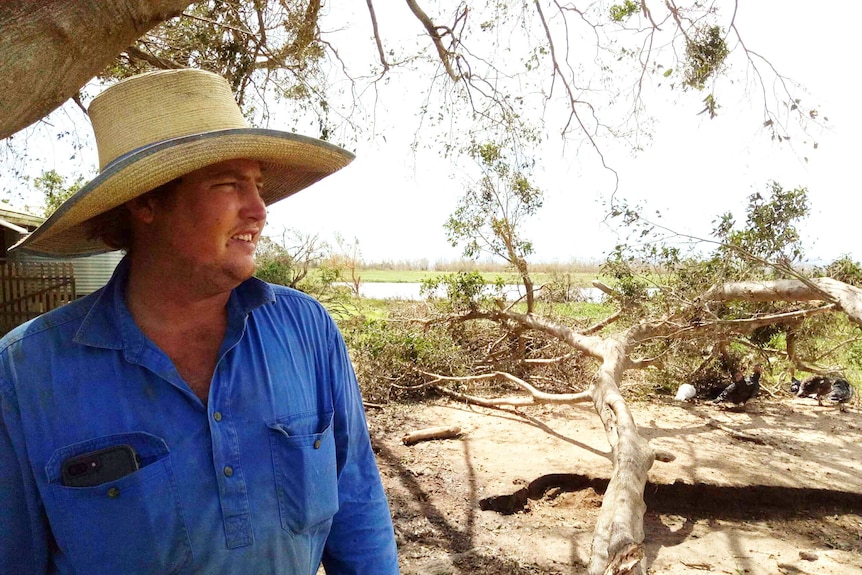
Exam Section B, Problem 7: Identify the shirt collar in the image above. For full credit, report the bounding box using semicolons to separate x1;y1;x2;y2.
74;255;276;350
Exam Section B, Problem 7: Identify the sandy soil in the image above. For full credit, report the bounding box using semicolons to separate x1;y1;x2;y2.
367;393;862;574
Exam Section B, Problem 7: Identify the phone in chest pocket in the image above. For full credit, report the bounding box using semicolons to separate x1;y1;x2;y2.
61;444;141;487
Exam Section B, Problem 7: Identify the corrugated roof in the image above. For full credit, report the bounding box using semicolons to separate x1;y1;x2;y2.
0;208;44;229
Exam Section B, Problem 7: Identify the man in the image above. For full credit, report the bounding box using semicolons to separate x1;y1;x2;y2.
0;69;399;574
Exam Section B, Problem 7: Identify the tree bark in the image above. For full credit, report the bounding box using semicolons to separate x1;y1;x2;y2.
0;0;194;139
586;338;654;575
401;425;462;445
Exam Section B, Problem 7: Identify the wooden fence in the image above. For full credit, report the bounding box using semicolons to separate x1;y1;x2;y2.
0;262;76;335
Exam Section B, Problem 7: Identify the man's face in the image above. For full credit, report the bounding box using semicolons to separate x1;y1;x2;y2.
146;158;266;295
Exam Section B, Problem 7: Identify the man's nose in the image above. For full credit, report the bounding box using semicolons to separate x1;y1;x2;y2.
242;184;267;222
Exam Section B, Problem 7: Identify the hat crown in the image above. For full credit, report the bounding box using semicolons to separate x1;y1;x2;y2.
88;69;249;171
13;68;354;257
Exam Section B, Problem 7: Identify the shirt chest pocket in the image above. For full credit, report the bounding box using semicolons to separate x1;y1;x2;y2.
267;410;339;534
44;432;192;575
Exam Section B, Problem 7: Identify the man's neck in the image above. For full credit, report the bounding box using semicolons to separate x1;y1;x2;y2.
124;256;232;336
124;255;234;403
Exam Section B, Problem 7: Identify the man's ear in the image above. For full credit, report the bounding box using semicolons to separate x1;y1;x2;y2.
125;195;158;225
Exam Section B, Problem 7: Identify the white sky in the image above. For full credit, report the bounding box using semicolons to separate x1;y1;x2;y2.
269;1;862;265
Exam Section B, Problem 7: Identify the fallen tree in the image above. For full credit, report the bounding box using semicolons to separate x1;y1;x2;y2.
414;276;857;575
380;185;862;574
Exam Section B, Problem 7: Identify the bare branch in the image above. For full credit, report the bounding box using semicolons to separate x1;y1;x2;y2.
180;11;254;37
421;370;593;405
70;92;88;117
401;425;461;445
592;280;617;297
365;0;390;73
581;310;623;335
523;353;576;365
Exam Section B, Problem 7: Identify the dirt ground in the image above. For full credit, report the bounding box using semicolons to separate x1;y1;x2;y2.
367;393;862;575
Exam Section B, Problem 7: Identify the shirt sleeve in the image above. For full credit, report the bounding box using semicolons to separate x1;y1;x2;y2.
0;382;50;575
320;327;399;575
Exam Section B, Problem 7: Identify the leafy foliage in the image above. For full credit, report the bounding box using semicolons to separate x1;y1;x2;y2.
444;141;543;310
420;271;505;313
339;303;472;403
539;271;596;304
2;0;827;216
610;1;640;23
445;142;542;262
254;233;323;287
103;0;331;133
821;256;862;287
254;231;354;309
683;25;730;91
604;182;862;390
713;181;810;268
33;170;85;217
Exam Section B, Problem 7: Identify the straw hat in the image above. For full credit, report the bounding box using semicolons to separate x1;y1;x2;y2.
12;68;354;256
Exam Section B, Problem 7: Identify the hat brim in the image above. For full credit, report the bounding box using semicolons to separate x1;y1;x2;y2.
11;128;354;257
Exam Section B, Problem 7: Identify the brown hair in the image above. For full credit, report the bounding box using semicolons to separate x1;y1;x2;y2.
85;178;181;252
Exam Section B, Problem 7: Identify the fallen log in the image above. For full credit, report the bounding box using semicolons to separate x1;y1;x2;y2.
401;425;462;445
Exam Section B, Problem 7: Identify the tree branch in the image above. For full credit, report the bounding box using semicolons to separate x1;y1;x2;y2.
124;45;185;69
705;278;862;326
365;0;390;73
421;370;592;405
405;0;460;81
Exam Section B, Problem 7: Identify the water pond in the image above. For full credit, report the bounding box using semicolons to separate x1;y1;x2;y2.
341;282;606;302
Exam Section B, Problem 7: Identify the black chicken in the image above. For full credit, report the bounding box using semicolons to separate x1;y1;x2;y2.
789;377;801;394
713;365;762;409
828;379;855;412
796;376;833;406
788;367;801;394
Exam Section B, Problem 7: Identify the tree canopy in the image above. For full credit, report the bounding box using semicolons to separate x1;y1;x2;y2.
1;0;826;213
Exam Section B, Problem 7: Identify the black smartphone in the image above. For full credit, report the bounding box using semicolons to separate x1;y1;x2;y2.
61;444;140;487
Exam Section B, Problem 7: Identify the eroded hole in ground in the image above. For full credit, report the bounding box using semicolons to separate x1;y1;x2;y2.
479;473;862;519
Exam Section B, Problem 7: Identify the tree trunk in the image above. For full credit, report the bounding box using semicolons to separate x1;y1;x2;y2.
0;0;193;139
587;339;654;575
492;311;656;573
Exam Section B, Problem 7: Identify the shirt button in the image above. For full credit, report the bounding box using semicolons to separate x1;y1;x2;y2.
223;466;234;477
313;439;321;449
107;487;120;498
213;411;223;422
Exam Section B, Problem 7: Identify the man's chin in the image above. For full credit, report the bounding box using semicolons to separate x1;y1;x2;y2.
220;259;256;287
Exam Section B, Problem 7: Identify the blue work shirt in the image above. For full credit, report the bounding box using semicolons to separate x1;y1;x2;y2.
0;257;399;574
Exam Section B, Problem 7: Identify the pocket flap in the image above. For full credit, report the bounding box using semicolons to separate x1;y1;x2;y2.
267;410;333;444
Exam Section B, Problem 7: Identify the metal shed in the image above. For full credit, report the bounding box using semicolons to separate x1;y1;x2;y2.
0;207;123;297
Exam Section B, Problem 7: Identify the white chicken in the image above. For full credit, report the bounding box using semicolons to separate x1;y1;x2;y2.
674;383;697;401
